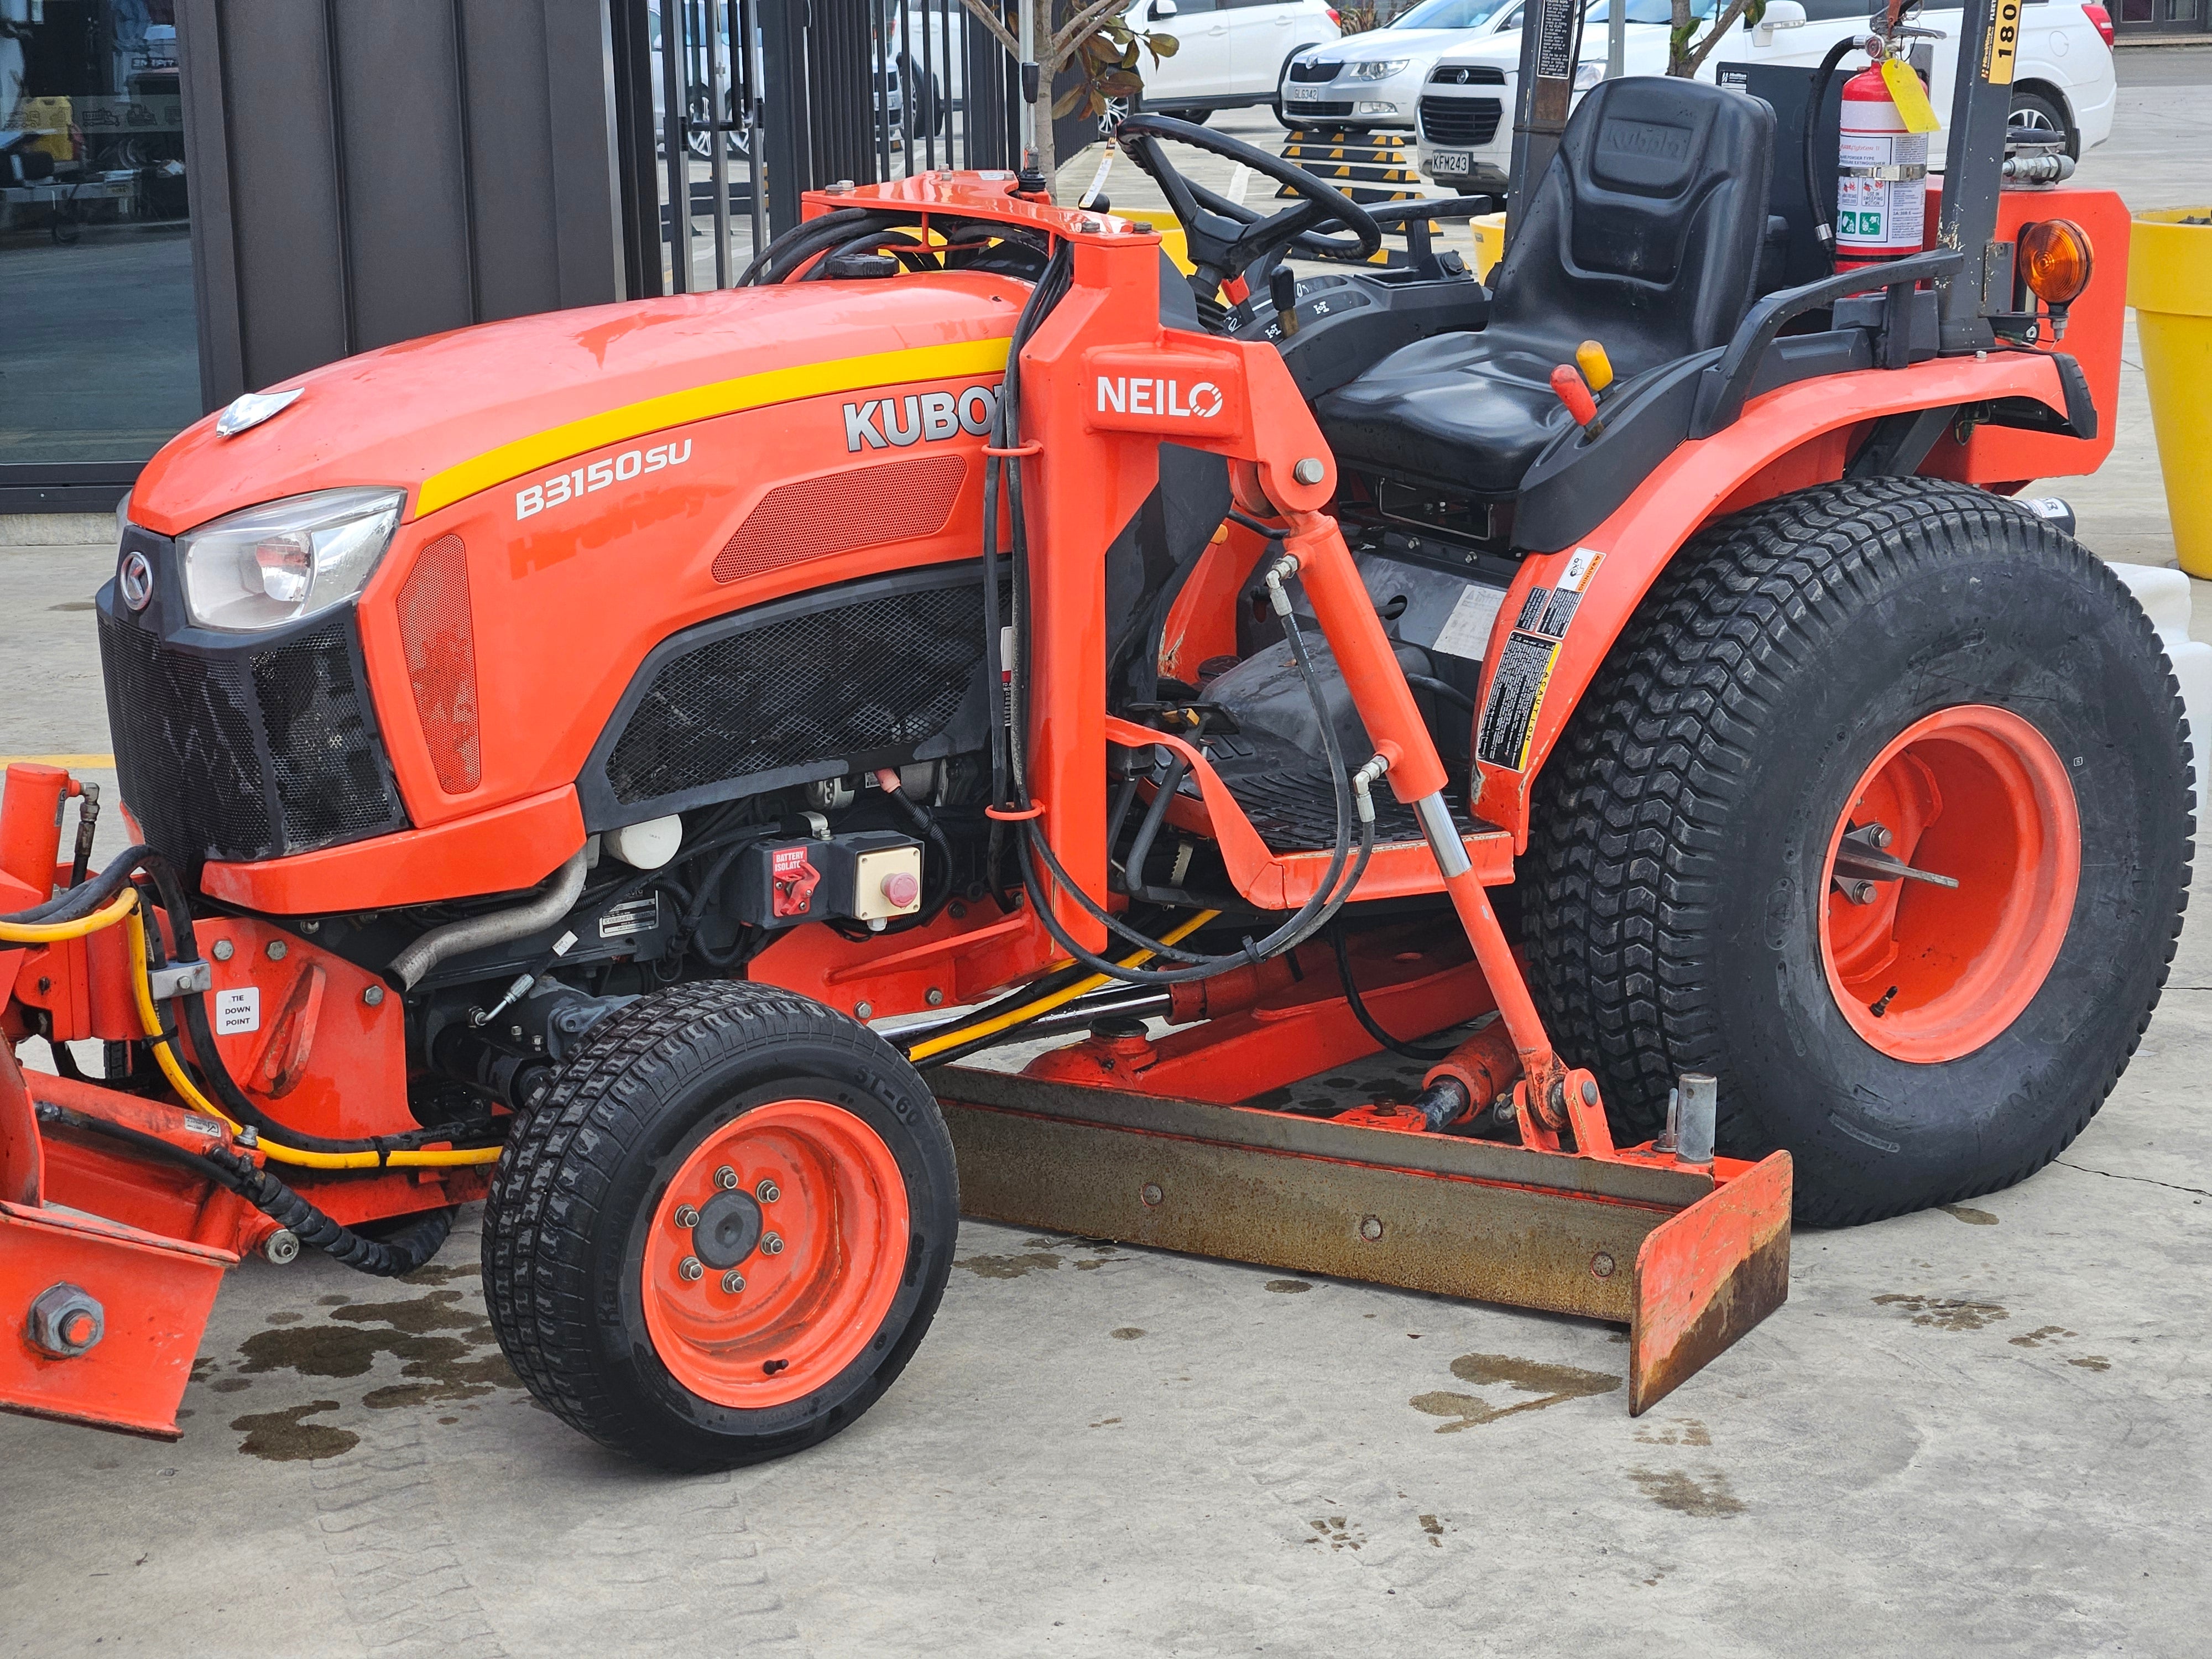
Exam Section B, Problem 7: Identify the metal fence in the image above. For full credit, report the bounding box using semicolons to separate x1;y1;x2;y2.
626;0;1025;296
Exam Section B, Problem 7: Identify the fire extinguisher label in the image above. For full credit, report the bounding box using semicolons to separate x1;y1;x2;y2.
1837;131;1929;252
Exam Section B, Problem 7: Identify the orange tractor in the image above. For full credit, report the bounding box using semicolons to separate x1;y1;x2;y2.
2;0;2187;1469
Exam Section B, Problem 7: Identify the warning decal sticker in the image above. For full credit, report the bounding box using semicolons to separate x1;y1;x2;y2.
1478;630;1562;770
1477;548;1606;773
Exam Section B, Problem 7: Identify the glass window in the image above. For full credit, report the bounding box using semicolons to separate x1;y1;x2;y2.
1390;0;1518;31
1;1;200;472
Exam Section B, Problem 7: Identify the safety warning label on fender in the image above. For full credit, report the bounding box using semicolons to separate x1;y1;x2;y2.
1478;626;1562;770
1478;546;1605;773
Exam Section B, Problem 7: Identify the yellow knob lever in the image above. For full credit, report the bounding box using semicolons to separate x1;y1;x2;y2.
1575;339;1614;394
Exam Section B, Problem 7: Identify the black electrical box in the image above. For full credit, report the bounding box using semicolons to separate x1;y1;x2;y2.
732;832;925;930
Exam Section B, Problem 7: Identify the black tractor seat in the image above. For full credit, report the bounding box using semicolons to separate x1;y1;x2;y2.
1318;76;1776;497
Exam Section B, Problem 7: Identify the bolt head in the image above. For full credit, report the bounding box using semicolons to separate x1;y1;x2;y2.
674;1204;701;1229
760;1233;785;1256
755;1179;780;1204
1359;1214;1385;1242
1870;824;1893;849
26;1283;103;1358
362;985;385;1006
211;938;234;962
714;1165;738;1190
1140;1182;1164;1208
1292;457;1327;486
1591;1251;1617;1279
1579;1078;1599;1106
679;1256;705;1281
722;1271;746;1294
925;987;945;1007
265;939;287;961
855;1001;874;1020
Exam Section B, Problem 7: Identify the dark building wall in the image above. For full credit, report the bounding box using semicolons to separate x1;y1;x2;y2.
176;0;626;409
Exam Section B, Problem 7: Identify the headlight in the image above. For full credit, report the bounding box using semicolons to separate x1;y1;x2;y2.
1573;61;1605;90
179;487;405;633
1349;59;1411;79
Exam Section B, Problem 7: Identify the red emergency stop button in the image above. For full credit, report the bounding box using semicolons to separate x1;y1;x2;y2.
879;870;920;910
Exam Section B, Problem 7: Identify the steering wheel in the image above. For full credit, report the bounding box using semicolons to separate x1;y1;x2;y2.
1115;113;1383;294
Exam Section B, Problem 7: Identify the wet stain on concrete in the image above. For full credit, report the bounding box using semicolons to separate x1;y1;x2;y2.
230;1285;520;1438
2008;1324;2077;1349
1265;1280;1313;1294
264;1311;301;1326
1627;1467;1744;1517
2068;1355;2112;1371
1305;1516;1363;1551
316;1295;352;1307
1111;1327;1146;1340
401;1262;481;1285
1418;1515;1445;1546
208;1377;251;1395
1874;1293;2008;1332
1938;1204;1999;1225
1410;1353;1620;1431
1075;1260;1104;1271
190;1356;216;1383
955;1250;1063;1279
231;1401;359;1463
1635;1417;1712;1447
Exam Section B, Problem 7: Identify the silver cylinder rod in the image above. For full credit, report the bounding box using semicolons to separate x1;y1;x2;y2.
1675;1072;1717;1167
1414;792;1472;880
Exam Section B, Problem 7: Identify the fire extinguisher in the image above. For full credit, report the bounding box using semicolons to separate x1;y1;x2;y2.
1833;59;1931;270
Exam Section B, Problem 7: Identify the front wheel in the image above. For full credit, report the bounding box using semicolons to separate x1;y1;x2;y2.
1525;480;2193;1225
483;982;957;1469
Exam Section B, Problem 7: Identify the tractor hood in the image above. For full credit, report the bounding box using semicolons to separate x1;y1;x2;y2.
129;275;1027;538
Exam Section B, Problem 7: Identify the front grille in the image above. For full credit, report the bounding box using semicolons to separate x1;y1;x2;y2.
99;608;409;877
593;570;1004;822
1284;100;1355;119
1428;64;1505;85
1288;60;1341;82
1420;95;1503;147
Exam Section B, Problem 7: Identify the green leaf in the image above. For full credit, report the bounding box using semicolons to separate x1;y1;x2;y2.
1148;30;1180;55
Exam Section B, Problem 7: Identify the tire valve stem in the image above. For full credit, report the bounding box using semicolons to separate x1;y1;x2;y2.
1870;984;1901;1018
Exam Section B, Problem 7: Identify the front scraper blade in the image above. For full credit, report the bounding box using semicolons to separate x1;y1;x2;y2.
1629;1151;1792;1415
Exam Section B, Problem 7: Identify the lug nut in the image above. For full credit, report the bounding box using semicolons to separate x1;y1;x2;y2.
679;1256;705;1281
755;1179;780;1204
722;1271;746;1294
760;1233;785;1256
674;1204;701;1229
714;1165;738;1190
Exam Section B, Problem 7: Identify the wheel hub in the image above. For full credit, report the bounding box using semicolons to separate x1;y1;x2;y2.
691;1190;764;1269
1818;704;2081;1064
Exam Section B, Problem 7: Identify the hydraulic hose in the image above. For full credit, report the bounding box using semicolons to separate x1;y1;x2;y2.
0;885;139;943
1805;36;1863;273
1328;922;1457;1062
34;1099;455;1277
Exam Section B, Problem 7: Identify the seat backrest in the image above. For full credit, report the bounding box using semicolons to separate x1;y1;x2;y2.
1489;77;1775;377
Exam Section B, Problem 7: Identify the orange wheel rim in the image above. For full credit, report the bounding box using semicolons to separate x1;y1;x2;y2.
641;1099;909;1409
1818;705;2080;1064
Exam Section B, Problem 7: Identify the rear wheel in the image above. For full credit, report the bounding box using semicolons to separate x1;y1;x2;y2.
1525;480;2193;1224
483;982;957;1468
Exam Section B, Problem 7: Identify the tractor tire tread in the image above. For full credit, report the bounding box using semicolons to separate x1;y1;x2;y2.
1523;478;2193;1226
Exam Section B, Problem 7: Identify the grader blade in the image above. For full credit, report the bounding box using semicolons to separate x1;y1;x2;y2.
933;1070;1791;1410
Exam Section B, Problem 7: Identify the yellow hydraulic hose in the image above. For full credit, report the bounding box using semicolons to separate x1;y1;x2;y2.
121;904;499;1170
0;886;140;943
903;909;1220;1063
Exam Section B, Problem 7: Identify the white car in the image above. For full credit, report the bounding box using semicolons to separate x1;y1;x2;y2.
1276;0;1527;132
1125;0;1345;123
1415;0;2117;192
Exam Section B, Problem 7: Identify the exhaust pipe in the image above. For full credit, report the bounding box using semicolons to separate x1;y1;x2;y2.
388;849;588;992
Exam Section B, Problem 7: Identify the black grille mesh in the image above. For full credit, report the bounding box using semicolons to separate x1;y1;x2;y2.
99;610;408;873
1287;60;1340;82
604;582;990;807
1419;96;1502;148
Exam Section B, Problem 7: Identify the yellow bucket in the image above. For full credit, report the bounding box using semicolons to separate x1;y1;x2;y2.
2129;208;2212;578
1472;212;1508;283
